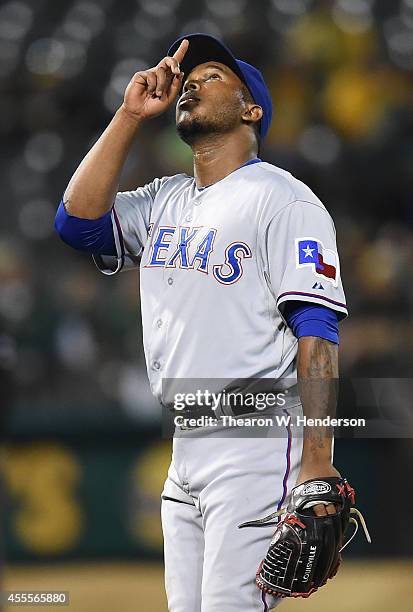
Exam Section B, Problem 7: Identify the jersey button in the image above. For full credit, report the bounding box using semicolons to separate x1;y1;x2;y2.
157;319;163;328
185;215;192;222
167;277;173;286
152;360;161;370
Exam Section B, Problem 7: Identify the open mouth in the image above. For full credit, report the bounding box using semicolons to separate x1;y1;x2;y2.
179;95;200;108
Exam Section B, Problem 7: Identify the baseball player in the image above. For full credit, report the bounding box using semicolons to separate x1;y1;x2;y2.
55;34;367;611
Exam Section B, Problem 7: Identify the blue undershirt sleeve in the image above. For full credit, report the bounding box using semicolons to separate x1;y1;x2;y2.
283;301;339;344
54;200;117;256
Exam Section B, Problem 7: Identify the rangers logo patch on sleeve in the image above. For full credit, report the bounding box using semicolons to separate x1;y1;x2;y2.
295;238;339;287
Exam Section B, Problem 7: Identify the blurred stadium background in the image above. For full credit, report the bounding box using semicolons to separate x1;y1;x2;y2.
0;0;412;610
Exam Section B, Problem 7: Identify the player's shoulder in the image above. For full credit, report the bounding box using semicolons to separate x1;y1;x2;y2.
152;173;193;194
124;173;192;200
251;161;326;212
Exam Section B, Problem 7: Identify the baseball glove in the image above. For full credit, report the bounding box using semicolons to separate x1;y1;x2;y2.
239;477;370;598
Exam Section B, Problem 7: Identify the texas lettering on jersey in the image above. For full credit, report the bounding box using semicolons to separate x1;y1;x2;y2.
144;225;252;285
93;166;348;400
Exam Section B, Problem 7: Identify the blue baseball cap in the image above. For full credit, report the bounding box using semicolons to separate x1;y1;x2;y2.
167;33;273;140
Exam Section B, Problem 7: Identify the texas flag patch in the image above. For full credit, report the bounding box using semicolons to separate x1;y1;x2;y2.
295;238;339;287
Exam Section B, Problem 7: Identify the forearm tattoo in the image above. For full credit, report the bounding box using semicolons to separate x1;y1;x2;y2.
297;337;339;452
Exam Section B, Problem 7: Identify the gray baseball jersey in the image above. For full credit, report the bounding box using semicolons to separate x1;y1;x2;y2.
94;161;347;405
93;160;346;611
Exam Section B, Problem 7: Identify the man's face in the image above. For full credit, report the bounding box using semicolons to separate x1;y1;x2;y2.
175;61;247;144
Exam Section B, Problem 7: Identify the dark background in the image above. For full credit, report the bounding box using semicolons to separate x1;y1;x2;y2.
0;0;412;573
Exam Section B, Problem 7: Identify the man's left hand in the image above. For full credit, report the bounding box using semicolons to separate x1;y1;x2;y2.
295;462;341;516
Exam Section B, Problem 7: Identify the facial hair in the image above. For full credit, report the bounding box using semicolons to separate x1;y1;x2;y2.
176;99;242;146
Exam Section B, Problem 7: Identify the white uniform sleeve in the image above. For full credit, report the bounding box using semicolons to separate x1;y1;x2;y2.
93;178;162;275
264;199;348;319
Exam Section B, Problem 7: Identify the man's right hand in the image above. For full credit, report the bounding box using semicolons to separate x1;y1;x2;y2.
63;40;189;220
121;39;189;122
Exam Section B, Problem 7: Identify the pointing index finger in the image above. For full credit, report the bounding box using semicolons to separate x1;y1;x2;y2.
172;39;189;65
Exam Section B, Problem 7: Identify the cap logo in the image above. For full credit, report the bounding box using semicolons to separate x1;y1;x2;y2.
302;481;331;495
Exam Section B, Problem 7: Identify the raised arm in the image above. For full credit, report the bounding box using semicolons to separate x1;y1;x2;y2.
63;40;189;220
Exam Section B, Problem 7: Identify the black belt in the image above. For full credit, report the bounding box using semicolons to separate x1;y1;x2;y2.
172;386;299;423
